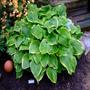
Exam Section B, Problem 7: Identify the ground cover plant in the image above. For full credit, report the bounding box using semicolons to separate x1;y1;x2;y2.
6;3;84;83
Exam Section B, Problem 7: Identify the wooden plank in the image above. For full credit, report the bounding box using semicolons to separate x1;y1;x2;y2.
68;7;87;17
78;19;90;28
66;0;87;10
38;0;78;5
69;12;90;28
57;0;78;3
72;13;90;21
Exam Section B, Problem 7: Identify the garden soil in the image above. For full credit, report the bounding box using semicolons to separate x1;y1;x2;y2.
0;33;90;90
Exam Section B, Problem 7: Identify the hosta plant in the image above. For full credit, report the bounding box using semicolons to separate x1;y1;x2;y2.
6;3;84;83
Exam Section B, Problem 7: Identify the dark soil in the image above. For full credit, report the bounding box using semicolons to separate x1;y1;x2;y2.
0;52;90;90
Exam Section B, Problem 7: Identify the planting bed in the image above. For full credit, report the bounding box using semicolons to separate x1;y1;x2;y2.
0;51;90;90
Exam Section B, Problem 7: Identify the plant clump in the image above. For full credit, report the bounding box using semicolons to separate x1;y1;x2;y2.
0;0;35;30
6;3;84;83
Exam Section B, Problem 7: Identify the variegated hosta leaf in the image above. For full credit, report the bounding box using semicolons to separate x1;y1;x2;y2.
29;40;40;54
60;55;77;75
30;61;42;81
46;67;57;83
71;38;84;55
22;53;30;69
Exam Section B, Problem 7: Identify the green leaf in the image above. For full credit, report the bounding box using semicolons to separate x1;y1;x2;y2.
19;45;29;51
60;55;77;75
7;36;15;46
30;61;42;79
45;10;56;19
13;51;23;64
58;27;71;46
27;3;38;12
19;38;30;50
35;68;45;82
58;16;67;26
40;54;49;67
58;46;73;57
46;67;57;83
22;38;31;45
39;39;58;54
32;54;42;64
71;38;84;55
15;35;25;48
31;25;45;40
57;62;63;73
15;64;22;73
26;11;38;23
48;55;58;69
53;4;66;16
39;39;51;54
39;5;54;19
66;19;76;33
45;16;59;30
58;36;69;46
29;54;33;60
7;46;16;55
48;45;58;54
29;40;40;54
16;71;23;79
70;25;83;39
57;27;71;37
13;21;21;32
46;33;58;45
13;19;27;32
39;5;51;14
22;53;30;69
47;28;55;34
21;26;30;37
15;64;23;79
